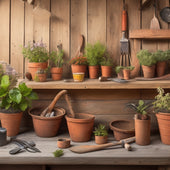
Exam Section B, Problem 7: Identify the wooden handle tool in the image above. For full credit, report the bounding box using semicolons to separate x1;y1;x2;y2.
69;136;135;154
122;0;127;32
75;35;84;57
135;74;170;81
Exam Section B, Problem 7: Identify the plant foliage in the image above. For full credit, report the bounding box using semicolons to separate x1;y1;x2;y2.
153;87;170;113
93;124;108;136
50;50;64;68
85;42;106;66
69;56;87;65
53;149;64;157
100;55;113;66
115;66;134;73
137;49;157;66
154;49;170;62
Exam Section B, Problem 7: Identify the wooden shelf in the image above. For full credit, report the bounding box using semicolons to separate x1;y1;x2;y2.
22;79;170;90
129;29;170;39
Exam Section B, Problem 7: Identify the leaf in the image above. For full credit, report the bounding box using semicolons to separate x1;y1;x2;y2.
53;150;63;157
19;100;28;111
9;88;22;104
1;75;10;89
27;91;38;100
19;83;32;96
139;100;144;106
0;88;8;97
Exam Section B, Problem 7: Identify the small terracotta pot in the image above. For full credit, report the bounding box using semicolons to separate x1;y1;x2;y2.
57;138;71;148
135;116;151;145
0;112;23;137
156;113;170;145
51;67;63;81
88;65;99;79
35;73;47;82
65;113;95;142
101;66;112;78
28;62;48;80
71;64;87;74
95;136;108;144
117;70;124;79
29;107;65;137
142;65;155;78
123;69;130;80
156;61;166;77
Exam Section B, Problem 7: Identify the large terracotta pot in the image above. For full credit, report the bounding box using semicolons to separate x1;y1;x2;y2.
71;64;87;74
0;112;23;137
51;67;63;81
142;65;155;78
29;107;65;137
88;65;100;79
156;113;170;145
135;116;151;145
101;66;112;77
123;69;130;80
65;113;95;142
95;136;108;144
156;61;166;77
28;62;48;81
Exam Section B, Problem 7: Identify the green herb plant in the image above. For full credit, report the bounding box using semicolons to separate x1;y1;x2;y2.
85;42;106;66
69;56;87;65
93;124;108;136
154;50;170;62
137;49;157;66
53;149;64;157
50;50;64;68
127;100;152;120
115;66;134;73
153;87;170;113
100;55;113;66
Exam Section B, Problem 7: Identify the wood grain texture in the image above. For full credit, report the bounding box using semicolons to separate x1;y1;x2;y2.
0;0;10;64
71;0;87;58
88;0;106;44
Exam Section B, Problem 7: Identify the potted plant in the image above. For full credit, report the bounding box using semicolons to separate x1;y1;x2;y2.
0;64;38;137
153;87;170;145
94;124;108;144
137;49;157;78
127;100;152;145
35;68;47;82
50;46;64;81
154;50;170;77
115;66;134;80
115;66;124;79
22;40;49;81
85;42;106;79
69;56;87;75
100;55;113;77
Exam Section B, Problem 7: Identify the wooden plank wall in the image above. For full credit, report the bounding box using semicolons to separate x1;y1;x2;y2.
0;0;169;77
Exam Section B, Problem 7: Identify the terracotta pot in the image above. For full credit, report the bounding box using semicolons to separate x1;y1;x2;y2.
142;65;155;78
51;67;63;81
156;113;170;145
28;62;48;80
110;120;135;141
29;107;65;137
35;73;47;82
135;117;151;145
65;113;95;142
57;138;71;148
95;136;108;144
123;69;130;80
101;66;112;77
89;65;100;79
71;64;87;74
156;61;166;77
0;112;23;137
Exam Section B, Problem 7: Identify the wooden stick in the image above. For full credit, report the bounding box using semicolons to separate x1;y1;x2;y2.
64;94;75;118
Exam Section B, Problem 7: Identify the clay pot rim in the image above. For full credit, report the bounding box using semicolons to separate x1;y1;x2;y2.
109;120;135;133
29;107;65;120
156;112;170;120
65;113;95;123
0;111;23;115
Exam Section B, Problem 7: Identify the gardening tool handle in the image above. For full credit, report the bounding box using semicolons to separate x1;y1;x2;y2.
122;10;127;32
64;94;75;118
124;143;132;151
75;35;84;57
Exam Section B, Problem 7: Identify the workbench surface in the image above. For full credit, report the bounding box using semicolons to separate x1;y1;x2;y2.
0;132;170;166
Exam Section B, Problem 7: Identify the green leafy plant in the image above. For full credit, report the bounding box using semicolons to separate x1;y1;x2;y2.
85;42;106;66
115;66;134;73
53;149;64;157
127;100;152;120
69;56;87;65
50;50;64;68
0;75;38;112
100;55;113;66
154;49;170;62
22;40;49;63
93;124;108;136
153;87;170;113
137;49;157;66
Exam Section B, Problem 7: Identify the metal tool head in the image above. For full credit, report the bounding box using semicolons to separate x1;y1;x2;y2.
120;32;129;54
160;7;170;23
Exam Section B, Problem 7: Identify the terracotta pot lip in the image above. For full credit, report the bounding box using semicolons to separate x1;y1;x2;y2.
95;135;108;137
29;107;65;120
58;138;71;142
142;64;155;68
0;111;23;115
156;112;170;120
65;113;95;123
71;64;87;66
101;65;112;67
135;115;151;121
28;62;48;64
109;120;135;133
89;65;99;67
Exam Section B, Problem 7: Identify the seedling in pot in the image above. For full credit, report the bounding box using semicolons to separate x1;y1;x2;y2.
94;124;108;136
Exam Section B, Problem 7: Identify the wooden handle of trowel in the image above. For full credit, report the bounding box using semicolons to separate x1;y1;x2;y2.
122;10;127;32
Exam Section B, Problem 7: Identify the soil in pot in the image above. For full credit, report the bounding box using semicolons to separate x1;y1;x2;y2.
29;107;65;137
135;116;151;145
89;66;99;79
123;69;130;80
28;62;48;81
101;66;112;78
156;61;166;77
156;113;170;145
51;67;63;81
0;111;23;137
142;65;155;78
95;136;108;144
65;113;95;142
